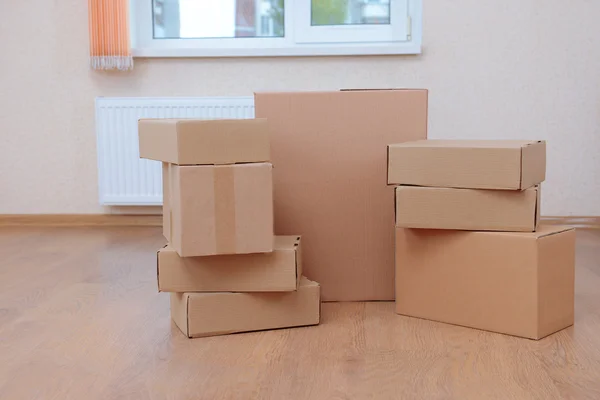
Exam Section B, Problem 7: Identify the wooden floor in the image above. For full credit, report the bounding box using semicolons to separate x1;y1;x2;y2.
1;227;600;399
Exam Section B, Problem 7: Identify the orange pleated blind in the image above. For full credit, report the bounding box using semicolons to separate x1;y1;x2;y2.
88;0;133;70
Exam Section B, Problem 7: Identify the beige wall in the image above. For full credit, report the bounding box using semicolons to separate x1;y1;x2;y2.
1;1;598;216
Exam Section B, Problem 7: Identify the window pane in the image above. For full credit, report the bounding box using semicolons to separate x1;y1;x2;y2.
311;0;390;26
153;0;284;39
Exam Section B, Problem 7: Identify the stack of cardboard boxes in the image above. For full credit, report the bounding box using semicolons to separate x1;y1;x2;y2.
388;140;576;340
138;118;320;338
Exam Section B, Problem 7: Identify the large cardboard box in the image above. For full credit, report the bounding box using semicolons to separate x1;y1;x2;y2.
255;89;428;301
387;140;546;190
395;226;575;340
158;236;302;292
395;185;540;232
163;162;274;257
138;118;270;165
171;277;321;338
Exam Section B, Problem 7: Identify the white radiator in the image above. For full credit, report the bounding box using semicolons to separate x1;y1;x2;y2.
95;97;255;205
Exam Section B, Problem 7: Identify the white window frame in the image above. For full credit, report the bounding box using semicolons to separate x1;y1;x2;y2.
131;0;422;58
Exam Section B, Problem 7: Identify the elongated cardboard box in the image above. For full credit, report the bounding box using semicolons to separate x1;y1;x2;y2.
395;226;575;340
171;277;321;338
387;140;546;190
163;162;274;257
138;118;270;165
255;89;428;301
158;236;301;292
395;185;540;232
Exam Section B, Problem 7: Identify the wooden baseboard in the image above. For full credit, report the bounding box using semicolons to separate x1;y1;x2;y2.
540;216;600;229
0;215;598;229
0;214;162;227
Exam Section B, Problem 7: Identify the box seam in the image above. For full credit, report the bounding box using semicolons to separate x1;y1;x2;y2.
386;145;391;185
536;238;541;339
393;186;398;226
156;247;165;292
534;186;540;230
186;294;191;338
294;237;300;288
519;147;525;190
538;227;575;239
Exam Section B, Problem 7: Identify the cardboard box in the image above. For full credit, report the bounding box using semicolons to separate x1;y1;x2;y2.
387;140;546;190
138;118;270;165
171;276;321;338
395;226;575;340
254;89;428;301
395;185;540;232
157;236;302;292
163;162;274;257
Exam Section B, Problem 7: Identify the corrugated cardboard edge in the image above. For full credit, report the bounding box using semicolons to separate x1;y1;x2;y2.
536;225;575;239
393;185;399;225
386;145;391;185
185;294;191;338
294;236;302;290
156;244;168;293
317;281;322;324
534;186;541;230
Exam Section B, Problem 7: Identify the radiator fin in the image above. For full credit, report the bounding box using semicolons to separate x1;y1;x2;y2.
95;97;254;205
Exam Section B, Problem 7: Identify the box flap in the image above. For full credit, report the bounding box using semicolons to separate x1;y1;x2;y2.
534;225;575;238
485;225;575;239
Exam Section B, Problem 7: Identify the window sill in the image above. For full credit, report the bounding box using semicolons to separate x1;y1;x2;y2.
131;43;422;58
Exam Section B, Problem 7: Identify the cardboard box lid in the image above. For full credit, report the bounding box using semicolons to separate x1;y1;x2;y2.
395;185;540;232
138;118;270;165
387;139;546;190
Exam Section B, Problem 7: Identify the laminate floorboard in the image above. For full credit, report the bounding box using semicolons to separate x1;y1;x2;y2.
0;226;599;400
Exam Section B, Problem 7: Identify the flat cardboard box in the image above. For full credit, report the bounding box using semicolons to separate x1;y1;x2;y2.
163;162;274;257
138;118;270;165
254;89;428;301
171;276;321;338
157;236;302;292
387;140;546;190
395;225;575;340
395;185;540;232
